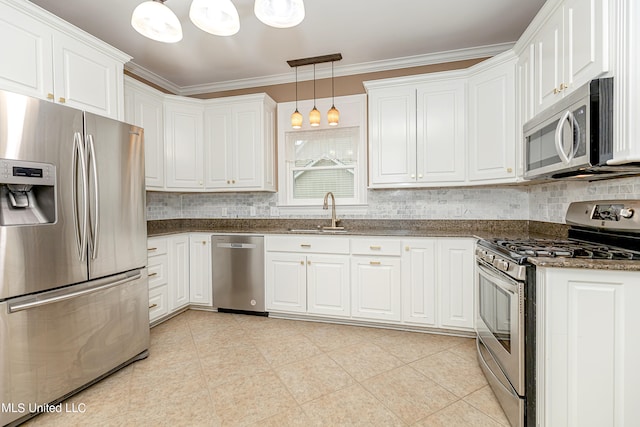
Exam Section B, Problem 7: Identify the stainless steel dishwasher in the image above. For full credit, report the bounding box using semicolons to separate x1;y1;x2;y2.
212;234;266;315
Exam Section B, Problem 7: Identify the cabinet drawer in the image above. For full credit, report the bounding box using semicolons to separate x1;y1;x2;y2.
266;235;350;254
148;285;169;323
147;254;168;289
147;237;168;256
351;238;402;256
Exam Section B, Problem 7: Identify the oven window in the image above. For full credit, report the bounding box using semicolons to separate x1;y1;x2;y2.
479;274;512;353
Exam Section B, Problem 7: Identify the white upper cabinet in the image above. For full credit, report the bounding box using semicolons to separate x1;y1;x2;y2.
533;0;608;113
467;52;517;182
367;85;416;185
204;94;276;191
164;97;205;190
416;80;466;183
0;0;130;120
124;77;165;189
366;72;467;188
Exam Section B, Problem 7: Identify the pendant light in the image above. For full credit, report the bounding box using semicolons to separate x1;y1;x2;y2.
309;64;321;127
189;0;240;36
327;61;339;126
291;66;303;129
254;0;305;28
131;0;183;43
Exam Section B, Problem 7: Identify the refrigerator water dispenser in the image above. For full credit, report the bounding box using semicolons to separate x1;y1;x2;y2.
0;159;55;225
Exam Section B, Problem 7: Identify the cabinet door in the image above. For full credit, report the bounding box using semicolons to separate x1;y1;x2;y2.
189;234;212;306
535;8;564;113
307;255;350;317
416;80;466;183
168;234;190;311
0;3;54;100
231;102;262;188
563;0;608;90
126;83;165;189
368;86;417;185
468;56;517;182
438;239;474;330
517;44;535;127
204;105;232;188
401;240;437;326
265;252;307;313
538;268;639;427
351;257;401;322
165;100;204;189
52;31;121;119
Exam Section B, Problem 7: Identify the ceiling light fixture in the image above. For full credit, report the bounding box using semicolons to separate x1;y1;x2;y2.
309;64;321;127
287;53;342;129
189;0;240;36
132;0;305;43
327;61;339;126
131;0;183;43
291;66;303;129
254;0;305;29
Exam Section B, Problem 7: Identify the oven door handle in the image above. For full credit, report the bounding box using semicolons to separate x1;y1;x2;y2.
477;261;520;294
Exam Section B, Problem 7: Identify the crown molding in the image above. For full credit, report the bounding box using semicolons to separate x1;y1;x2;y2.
127;41;514;96
124;62;182;95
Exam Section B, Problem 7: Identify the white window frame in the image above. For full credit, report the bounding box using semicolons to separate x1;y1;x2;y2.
277;94;368;214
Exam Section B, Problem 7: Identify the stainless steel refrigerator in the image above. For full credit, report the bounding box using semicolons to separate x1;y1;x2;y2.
0;90;149;426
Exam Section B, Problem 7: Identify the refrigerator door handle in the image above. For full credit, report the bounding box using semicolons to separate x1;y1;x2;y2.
8;271;142;313
87;134;100;260
72;132;88;261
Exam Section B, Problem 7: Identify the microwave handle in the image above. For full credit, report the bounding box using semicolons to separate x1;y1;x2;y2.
554;110;576;164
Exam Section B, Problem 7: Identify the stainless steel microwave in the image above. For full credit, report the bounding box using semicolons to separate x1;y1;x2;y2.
523;78;618;180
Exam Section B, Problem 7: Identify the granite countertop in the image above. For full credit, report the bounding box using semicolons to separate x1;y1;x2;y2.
146;218;640;271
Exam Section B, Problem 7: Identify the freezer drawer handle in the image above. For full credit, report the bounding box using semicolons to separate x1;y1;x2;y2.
8;272;142;313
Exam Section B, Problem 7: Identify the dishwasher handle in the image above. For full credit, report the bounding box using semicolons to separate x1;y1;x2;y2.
216;243;257;249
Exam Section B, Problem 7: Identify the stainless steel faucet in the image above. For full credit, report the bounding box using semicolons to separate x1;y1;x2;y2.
323;191;344;230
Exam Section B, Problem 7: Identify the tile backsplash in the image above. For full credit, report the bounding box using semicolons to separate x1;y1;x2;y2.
147;175;640;224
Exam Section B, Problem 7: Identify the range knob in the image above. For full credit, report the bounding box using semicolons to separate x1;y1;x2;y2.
494;259;510;271
483;253;495;263
620;208;634;219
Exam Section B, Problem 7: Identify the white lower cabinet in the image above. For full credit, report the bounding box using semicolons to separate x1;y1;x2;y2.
438;239;475;330
351;256;401;322
265;235;475;331
536;267;640;427
307;255;350;317
189;233;212;307
401;239;437;326
147;236;169;323
167;234;190;311
265;235;351;315
265;252;307;313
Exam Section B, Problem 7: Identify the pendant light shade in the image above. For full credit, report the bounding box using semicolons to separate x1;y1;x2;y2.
291;66;303;129
291;109;303;129
254;0;305;28
131;0;183;43
309;64;320;127
189;0;240;36
327;61;339;126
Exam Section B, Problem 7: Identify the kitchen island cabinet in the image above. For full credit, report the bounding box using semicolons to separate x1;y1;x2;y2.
0;0;129;120
536;267;640;427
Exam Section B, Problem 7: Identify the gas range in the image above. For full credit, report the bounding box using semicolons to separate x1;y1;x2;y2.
476;200;640;280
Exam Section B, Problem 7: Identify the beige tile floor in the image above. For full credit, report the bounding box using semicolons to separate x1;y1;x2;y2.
24;310;509;426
